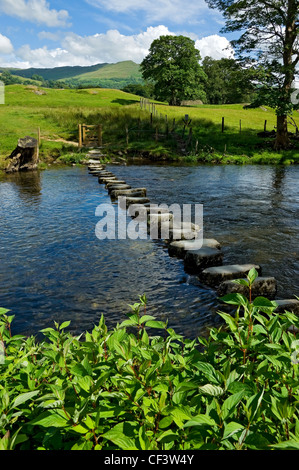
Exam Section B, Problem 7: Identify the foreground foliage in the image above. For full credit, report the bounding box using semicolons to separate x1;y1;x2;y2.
0;271;299;450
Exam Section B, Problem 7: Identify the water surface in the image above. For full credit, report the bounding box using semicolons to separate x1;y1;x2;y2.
0;163;298;338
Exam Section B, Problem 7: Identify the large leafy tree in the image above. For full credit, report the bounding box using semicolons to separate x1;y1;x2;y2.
140;35;207;106
202;56;256;104
205;0;299;149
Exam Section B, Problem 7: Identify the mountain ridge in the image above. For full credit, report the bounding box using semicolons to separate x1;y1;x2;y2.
3;60;143;88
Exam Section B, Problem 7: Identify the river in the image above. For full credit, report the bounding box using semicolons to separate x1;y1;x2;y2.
0;163;298;339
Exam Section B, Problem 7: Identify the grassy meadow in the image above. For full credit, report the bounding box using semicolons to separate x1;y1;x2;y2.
0;83;298;170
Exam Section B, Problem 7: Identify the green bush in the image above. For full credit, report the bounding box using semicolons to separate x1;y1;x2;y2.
0;270;299;450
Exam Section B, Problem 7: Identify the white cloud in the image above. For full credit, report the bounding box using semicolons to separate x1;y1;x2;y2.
1;26;234;69
195;35;234;60
0;0;70;27
0;33;13;54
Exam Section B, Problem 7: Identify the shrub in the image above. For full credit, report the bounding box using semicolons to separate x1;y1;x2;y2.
0;271;299;450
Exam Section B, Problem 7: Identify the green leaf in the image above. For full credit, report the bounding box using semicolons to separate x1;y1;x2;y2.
29;410;70;428
222;390;247;421
145;320;166;329
232;279;249;287
222;421;245;440
247;268;258;285
139;315;157;324
220;293;249;307
12;390;40;408
217;312;238;332
184;414;216;427
253;297;277;313
59;321;71;330
270;440;299;450
102;422;138;450
198;384;224;396
194;361;223;384
0;308;10;315
157;429;178;443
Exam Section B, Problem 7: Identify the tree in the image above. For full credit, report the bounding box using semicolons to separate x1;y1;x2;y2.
205;0;299;149
140;35;207;106
202;56;256;104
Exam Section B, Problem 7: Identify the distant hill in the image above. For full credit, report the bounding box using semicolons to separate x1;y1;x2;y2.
8;61;143;89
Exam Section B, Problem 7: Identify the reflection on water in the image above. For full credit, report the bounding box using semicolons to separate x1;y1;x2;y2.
0;164;298;339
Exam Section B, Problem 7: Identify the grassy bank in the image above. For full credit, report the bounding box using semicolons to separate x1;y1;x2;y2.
0;84;298;170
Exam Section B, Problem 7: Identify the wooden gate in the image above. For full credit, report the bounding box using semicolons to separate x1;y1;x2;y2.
78;124;102;148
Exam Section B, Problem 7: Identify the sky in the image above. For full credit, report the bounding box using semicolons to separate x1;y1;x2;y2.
0;0;236;69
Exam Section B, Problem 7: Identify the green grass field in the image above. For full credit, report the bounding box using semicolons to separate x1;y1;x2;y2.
0;84;298;170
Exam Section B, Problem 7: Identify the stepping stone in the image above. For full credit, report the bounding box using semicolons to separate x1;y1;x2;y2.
167;228;201;241
110;188;147;198
97;171;115;177
274;299;299;315
121;197;151;208
88;160;104;165
148;212;174;225
98;177;118;183
183;247;224;273
217;276;277;300
199;264;262;287
105;181;127;188
88;166;105;171
168;238;221;258
127;203;152;218
107;184;131;193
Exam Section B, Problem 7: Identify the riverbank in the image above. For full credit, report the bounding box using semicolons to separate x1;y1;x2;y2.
1;84;298;172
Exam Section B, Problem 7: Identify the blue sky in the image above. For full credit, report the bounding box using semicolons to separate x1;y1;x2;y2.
0;0;236;68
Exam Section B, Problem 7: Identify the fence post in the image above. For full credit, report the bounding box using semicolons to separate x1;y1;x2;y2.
78;124;82;148
239;119;242;133
222;117;225;133
125;126;129;146
264;120;267;132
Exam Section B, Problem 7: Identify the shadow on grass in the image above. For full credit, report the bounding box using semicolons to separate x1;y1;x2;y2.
111;98;140;106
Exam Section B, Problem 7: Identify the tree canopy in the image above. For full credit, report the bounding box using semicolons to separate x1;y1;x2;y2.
140;35;207;106
205;0;299;148
202;57;256;104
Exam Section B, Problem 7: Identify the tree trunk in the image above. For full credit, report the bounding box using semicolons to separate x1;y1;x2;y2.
5;136;39;173
274;115;290;149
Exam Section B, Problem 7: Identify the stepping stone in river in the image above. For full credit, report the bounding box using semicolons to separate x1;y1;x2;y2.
217;276;277;300
274;299;299;315
107;184;131;193
105;180;127;188
122;197;151;208
98;176;118;183
199;264;262;287
168;238;221;258
183;247;224;274
110;188;147;198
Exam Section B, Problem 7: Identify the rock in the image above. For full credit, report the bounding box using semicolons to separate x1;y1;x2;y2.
121;197;151;208
107;184;131;193
98;177;118;183
110;188;147;198
183;247;224;273
199;264;262;287
105;180;127;188
217;276;277;300
5;136;39;173
167;226;202;241
274;299;299;315
168;238;221;258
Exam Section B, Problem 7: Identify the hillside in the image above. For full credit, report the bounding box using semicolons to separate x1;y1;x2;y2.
8;61;143;89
